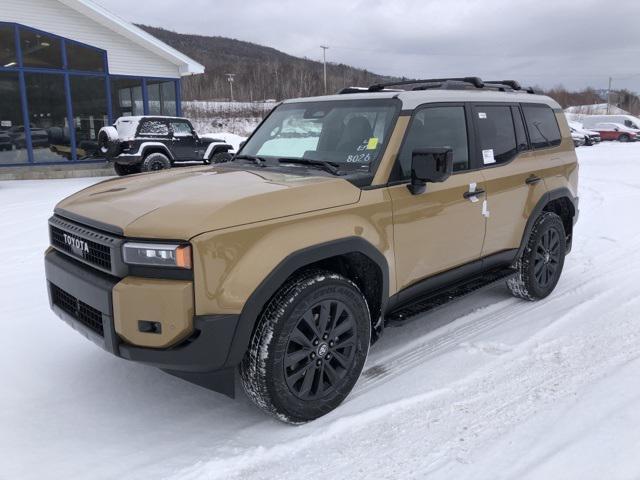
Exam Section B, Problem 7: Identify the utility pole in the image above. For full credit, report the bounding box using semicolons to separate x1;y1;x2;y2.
225;73;236;102
320;45;329;94
607;76;612;114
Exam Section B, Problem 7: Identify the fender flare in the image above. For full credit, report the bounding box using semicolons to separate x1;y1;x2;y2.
223;236;390;367
139;142;174;161
204;142;233;160
516;187;578;259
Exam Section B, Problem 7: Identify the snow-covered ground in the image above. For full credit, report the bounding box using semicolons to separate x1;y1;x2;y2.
2;142;640;479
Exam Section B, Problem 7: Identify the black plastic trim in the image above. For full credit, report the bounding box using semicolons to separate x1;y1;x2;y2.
386;249;518;313
54;207;123;236
516;187;578;258
223;237;390;367
45;250;120;353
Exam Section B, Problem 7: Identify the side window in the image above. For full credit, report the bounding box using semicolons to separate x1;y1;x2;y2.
522;105;562;149
395;106;469;180
170;121;193;137
139;120;169;137
475;105;518;165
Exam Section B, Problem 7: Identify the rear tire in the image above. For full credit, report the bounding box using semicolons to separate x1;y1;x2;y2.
507;212;566;300
141;152;171;172
240;270;371;424
619;134;630;142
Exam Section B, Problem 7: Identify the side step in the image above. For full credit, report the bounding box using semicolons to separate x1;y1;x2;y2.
386;267;516;324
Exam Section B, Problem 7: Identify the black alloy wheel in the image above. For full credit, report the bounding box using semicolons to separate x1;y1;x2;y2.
284;299;357;400
533;227;561;289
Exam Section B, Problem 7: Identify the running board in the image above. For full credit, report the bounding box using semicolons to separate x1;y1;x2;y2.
386;267;516;324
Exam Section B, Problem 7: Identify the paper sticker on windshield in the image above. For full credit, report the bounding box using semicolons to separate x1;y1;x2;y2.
367;137;379;150
482;149;496;164
478;112;487;119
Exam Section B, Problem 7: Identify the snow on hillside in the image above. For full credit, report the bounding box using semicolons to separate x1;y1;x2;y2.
564;103;631;121
184;100;273;137
2;143;640;479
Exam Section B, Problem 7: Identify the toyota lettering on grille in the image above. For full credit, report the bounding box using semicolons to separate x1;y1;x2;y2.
63;233;90;255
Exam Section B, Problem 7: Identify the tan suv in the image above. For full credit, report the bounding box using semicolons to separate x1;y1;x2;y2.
44;77;578;423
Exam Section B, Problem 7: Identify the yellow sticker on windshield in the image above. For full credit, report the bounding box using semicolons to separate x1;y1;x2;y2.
367;137;379;150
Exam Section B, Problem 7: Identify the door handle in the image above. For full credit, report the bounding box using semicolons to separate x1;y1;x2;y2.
463;188;485;199
525;175;542;185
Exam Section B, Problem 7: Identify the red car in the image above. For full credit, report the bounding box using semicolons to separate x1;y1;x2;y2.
592;122;638;142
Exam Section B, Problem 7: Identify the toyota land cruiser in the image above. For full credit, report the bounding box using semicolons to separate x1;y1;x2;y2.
45;77;579;423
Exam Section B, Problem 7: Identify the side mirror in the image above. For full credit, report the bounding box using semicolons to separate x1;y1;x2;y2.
408;147;453;195
615;127;620;132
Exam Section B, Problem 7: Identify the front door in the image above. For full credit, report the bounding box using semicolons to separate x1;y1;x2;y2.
388;104;487;292
169;120;198;160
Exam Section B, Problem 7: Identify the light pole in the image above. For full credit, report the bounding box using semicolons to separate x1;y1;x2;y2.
320;45;329;94
226;73;236;102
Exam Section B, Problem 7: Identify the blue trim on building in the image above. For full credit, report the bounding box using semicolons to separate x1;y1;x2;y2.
0;21;182;168
141;77;149;115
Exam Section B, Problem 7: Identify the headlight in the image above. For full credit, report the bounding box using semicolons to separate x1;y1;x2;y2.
122;242;192;269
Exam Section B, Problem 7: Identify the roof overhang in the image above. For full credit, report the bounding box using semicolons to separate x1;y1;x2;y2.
58;0;205;76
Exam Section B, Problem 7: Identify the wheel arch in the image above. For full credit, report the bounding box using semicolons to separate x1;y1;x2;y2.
224;237;389;367
205;142;233;160
517;187;578;258
140;143;174;161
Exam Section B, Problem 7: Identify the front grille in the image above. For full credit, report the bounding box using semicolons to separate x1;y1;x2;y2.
50;225;112;271
50;284;104;336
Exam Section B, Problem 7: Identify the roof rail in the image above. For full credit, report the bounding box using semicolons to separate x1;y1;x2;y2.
368;76;484;92
337;76;540;95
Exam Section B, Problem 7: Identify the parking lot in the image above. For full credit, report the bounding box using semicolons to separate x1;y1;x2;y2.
2;142;640;479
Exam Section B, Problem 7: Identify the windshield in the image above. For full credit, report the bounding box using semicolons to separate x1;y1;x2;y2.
240;99;400;171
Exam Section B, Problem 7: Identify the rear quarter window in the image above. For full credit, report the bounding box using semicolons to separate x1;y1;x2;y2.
139;120;169;136
522;105;562;149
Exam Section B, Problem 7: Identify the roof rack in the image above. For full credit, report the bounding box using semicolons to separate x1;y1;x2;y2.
339;76;539;95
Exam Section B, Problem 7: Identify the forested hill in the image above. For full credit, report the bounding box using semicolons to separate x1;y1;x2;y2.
139;25;393;102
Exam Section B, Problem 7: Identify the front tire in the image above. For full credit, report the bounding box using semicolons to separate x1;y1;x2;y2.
141;152;171;172
619;134;630;142
113;162;141;176
240;270;371;424
208;151;233;164
507;212;566;300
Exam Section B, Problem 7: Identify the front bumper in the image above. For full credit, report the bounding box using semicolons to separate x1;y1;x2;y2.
45;250;238;397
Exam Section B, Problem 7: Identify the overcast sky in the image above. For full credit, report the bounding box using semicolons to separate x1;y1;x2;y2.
95;0;640;93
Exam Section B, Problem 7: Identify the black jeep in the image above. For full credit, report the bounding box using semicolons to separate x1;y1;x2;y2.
98;116;234;176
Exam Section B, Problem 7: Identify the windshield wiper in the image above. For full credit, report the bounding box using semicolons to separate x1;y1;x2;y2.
231;154;267;167
277;158;343;176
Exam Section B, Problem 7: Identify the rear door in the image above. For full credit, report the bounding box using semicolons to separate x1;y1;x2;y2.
388;104;487;291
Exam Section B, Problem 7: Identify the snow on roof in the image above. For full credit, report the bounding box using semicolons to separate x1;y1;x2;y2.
564;103;630;115
58;0;205;76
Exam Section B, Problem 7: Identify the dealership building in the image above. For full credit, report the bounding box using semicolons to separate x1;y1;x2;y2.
0;0;203;169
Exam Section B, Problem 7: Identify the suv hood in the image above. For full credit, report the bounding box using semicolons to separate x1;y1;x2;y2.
55;166;362;239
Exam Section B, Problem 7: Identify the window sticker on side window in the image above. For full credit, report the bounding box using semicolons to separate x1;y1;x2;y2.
482;148;496;164
478;112;487;119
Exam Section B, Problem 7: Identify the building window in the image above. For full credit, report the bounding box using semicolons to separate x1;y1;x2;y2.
147;80;177;116
70;76;109;158
0;72;28;164
20;29;63;69
0;25;17;68
111;77;144;119
66;42;105;72
24;73;70;162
